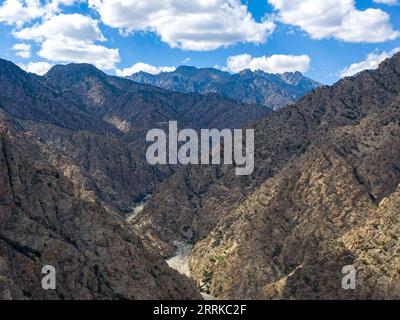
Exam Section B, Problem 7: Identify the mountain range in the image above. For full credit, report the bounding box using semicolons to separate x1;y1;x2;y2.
135;54;400;299
128;66;320;110
0;53;399;300
0;58;273;299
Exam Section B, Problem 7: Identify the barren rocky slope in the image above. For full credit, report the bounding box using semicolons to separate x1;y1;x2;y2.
46;63;273;136
262;183;400;300
41;63;272;215
191;101;400;299
136;53;400;253
137;54;400;299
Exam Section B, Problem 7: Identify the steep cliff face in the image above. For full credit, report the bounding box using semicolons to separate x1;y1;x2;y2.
128;66;320;110
137;54;400;299
0;124;201;300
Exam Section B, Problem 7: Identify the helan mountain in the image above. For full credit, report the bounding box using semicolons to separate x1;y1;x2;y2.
135;53;400;300
128;66;320;110
1;52;399;300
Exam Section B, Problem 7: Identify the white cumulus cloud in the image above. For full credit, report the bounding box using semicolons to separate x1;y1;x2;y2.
13;13;120;70
13;43;31;58
116;62;176;76
226;53;311;74
268;0;399;43
14;13;105;42
88;0;276;51
340;47;400;77
0;2;119;70
38;38;120;70
0;0;43;26
0;0;78;26
18;61;52;75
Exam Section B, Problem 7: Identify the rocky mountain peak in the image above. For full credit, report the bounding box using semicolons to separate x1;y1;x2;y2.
0;58;34;82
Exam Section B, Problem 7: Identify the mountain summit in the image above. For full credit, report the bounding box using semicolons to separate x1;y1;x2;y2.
128;66;320;110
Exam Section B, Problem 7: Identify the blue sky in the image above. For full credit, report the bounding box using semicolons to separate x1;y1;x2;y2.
0;0;399;84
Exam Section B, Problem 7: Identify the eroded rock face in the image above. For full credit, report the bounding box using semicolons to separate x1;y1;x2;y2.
0;126;201;300
138;54;400;299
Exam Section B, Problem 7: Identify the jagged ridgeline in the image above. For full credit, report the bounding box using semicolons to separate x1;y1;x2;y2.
128;66;321;111
0;51;399;300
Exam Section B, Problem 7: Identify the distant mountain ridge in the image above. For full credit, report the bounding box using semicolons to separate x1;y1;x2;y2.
128;66;321;110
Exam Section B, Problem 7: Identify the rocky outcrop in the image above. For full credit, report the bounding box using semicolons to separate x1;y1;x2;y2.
262;181;400;300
